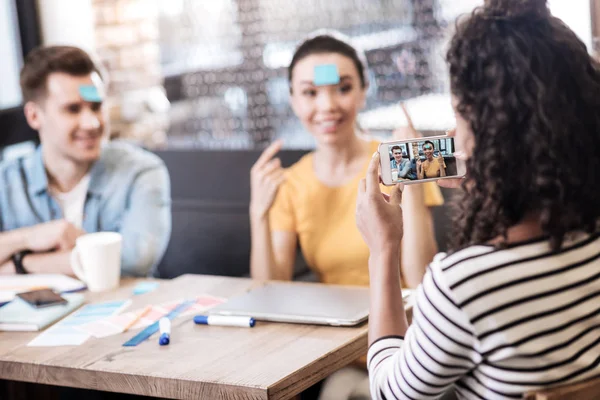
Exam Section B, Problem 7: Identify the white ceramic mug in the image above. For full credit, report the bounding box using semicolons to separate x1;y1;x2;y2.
70;232;122;292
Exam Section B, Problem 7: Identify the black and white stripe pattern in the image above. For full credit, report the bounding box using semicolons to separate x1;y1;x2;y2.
367;232;600;399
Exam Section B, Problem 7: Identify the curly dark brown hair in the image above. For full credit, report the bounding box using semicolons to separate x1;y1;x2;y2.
446;0;600;251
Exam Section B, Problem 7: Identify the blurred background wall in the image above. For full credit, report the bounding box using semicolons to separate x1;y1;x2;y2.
0;0;597;155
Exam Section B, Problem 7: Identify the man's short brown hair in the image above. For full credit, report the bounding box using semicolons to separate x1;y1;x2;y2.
20;46;104;103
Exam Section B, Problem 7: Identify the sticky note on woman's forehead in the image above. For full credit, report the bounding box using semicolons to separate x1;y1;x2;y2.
313;64;340;86
79;85;103;102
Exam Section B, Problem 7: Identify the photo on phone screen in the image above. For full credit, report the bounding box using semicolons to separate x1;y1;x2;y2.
17;289;68;308
379;136;465;185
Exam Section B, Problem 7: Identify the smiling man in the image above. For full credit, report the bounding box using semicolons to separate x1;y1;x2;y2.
0;46;171;277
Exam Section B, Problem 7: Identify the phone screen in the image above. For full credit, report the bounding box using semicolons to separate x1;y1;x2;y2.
17;289;68;308
383;136;464;184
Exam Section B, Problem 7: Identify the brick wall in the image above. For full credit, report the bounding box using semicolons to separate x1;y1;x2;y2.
92;0;169;148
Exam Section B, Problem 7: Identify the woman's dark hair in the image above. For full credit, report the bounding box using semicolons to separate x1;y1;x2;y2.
288;34;367;89
447;0;600;250
422;140;435;149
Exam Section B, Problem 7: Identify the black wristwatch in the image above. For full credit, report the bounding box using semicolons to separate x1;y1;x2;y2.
12;250;33;274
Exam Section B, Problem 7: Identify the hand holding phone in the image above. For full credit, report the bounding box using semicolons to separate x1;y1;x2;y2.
17;289;68;309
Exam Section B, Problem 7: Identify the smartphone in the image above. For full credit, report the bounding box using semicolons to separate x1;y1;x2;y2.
379;135;466;186
17;289;68;308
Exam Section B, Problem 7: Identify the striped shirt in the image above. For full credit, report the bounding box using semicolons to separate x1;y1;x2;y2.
367;232;600;399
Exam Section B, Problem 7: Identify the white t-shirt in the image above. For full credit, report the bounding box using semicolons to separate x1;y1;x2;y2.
49;174;91;228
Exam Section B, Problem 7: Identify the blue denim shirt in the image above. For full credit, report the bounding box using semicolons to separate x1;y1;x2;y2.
390;158;414;179
0;141;171;277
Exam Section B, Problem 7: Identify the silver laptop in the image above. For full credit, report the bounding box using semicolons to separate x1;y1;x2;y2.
208;281;371;326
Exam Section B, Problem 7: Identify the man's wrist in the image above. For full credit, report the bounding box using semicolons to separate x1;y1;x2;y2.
12;250;33;274
21;229;31;251
7;227;30;253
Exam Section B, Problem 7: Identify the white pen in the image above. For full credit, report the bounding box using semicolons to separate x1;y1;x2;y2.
158;317;171;345
193;315;255;328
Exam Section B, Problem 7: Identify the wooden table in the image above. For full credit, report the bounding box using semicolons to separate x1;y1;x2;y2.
0;274;370;400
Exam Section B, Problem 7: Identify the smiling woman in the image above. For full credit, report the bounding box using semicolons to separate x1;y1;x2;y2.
248;32;444;399
249;32;444;290
289;53;367;151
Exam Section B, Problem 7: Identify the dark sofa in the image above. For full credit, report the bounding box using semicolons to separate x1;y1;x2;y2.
153;149;455;279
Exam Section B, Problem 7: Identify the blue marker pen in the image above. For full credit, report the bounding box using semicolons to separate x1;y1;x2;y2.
158;317;170;345
194;315;255;328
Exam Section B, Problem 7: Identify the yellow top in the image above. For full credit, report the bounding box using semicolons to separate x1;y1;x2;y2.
422;157;446;179
269;141;444;286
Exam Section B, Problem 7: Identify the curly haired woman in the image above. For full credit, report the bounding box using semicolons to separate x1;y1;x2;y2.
356;0;600;398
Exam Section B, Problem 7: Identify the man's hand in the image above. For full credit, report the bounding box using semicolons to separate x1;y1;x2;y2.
23;220;84;252
356;153;404;255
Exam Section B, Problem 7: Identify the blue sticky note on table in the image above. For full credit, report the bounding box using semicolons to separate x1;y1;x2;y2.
79;85;102;102
133;282;159;295
314;64;340;86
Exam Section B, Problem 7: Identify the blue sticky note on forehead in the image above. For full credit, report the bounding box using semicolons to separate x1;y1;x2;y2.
314;64;340;86
79;85;103;102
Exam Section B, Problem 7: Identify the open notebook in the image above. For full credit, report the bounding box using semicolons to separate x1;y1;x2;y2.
0;293;84;331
